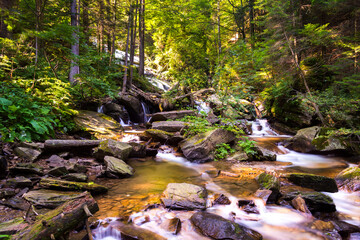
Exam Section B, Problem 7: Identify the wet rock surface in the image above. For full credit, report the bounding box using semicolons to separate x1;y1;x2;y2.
150;110;196;122
151;121;186;132
104;156;134;178
335;166;360;191
94;139;133;161
283;191;336;213
286;173;338;192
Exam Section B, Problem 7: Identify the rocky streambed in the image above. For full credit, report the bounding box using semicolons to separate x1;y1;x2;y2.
0;109;359;240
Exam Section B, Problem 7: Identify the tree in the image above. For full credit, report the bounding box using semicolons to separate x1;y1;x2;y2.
69;0;80;84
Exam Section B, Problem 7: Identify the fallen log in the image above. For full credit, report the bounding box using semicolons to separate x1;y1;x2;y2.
14;191;99;240
173;88;215;101
39;178;108;195
44;140;101;150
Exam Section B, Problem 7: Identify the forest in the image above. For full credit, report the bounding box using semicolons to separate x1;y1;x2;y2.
0;0;359;239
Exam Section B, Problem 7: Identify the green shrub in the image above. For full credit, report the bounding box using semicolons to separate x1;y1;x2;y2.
238;137;257;156
214;143;235;161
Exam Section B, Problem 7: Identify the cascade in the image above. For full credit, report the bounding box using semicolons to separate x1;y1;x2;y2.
140;101;151;123
251;119;278;136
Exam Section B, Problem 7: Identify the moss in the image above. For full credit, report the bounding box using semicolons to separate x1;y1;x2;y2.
336;167;360;180
257;172;280;191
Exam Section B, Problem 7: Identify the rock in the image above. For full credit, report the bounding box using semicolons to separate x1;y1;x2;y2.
152;121;186;132
335;167;360;191
150;110;196;123
0;188;16;199
0;217;28;235
48;166;69;177
227;151;250;162
23;189;88;208
254;189;273;204
93;139;133;161
146;148;158;156
283;192;336;213
116;94;145;123
332;220;360;239
61;173;88;182
256;172;281;203
44;140;101;150
104;156;134;178
312;135;347;152
67;163;88;173
129;142;147;158
0;155;8;179
213;194;231;205
46;155;66;168
167;132;184;146
14;147;41;162
160;218;181;235
143;129;174;143
19;142;44;150
291;195;311;214
74;110;123;139
286;173;338;192
285;126;320;153
1;188;30;210
238;200;259;214
114;222;166;240
161;183;207;210
6;176;32;188
10;163;44;176
179;128;236;163
190;212;262;240
39;178;108;195
252;145;276;161
102;102;130;123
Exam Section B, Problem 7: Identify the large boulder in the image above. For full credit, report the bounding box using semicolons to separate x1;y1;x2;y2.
23;190;87;208
150;110;196;122
151;121;186;132
283;192;336;213
179;128;236;163
190;212;262;240
335;167;360;191
285;126;320;153
74;110;123;139
14;147;41;162
93;139;133;161
116;94;145;123
256;172;281;203
286;173;338;193
104;156;134;178
102;102;130;123
161;183;207;210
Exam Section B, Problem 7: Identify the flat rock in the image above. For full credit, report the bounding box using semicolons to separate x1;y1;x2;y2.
104;156;134;178
161;183;207;210
14;147;41;162
74;110;124;139
190;212;262;240
93;139;133;161
114;222;166;240
143;129;174;143
151;121;186;132
61;173;88;182
0;217;28;235
10;163;44;176
150;110;196;122
287;173;338;192
6;177;32;188
48;166;69;177
46;155;66;168
39;178;108;195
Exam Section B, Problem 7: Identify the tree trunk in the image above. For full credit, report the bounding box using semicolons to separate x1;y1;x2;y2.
248;0;254;47
217;0;221;55
129;0;138;88
44;139;101;149
138;0;145;77
69;0;80;84
15;192;99;240
82;0;90;45
122;5;133;93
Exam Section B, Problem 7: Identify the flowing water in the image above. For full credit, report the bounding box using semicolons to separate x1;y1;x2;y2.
92;120;360;240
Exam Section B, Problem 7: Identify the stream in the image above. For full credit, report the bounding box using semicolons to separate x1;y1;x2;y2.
91;120;360;240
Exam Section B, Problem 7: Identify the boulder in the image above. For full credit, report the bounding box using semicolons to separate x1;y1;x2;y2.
102;102;130;123
116;94;145;123
93;139;133;161
286;173;338;192
256;172;281;203
143;129;174;143
291;195;311;214
283;192;336;213
238;200;259;214
285;126;320;153
48;166;69;177
252;145;276;161
61;173;88;182
74;110;123;139
10;163;43;176
332;220;360;239
161;183;207;210
129;142;147;158
179;128;236;163
190;212;262;240
335;167;360;191
14;147;41;162
151;121;186;132
44;140;100;150
150;110;196;122
104;156;134;178
23;189;88;208
114;222;166;240
39;178;108;195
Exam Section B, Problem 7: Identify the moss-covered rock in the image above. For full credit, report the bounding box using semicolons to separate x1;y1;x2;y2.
179;128;236;163
61;173;88;182
256;172;280;195
104;156;134;178
39;178;108;195
284;126;320;153
161;183;207;210
0;217;28;235
335;167;360;191
143;129;174;143
6;176;32;188
93;139;133;161
190;212;262;240
286;173;338;193
283;191;336;213
74;110;123;139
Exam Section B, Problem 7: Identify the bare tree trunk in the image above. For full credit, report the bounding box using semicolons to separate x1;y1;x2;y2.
122;5;133;93
110;0;117;62
138;0;145;77
69;0;80;84
249;0;254;47
129;0;138;88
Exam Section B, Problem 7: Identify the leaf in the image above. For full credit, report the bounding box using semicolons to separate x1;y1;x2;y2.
30;120;46;134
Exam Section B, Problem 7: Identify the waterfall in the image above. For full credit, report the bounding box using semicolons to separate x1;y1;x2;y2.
141;101;151;123
251;119;278;136
97;105;105;114
195;100;211;115
146;76;170;92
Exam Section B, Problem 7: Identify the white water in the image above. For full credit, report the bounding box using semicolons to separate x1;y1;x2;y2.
146;76;171;92
195;100;211;115
251;119;279;136
141;101;151;123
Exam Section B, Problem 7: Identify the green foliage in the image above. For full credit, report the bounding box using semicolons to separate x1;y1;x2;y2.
238;137;257;155
214;143;235;161
0;235;10;240
179;115;214;137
